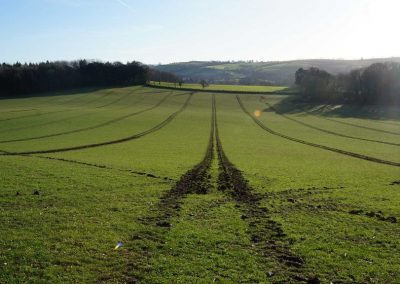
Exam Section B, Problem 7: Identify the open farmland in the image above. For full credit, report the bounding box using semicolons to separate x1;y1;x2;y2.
1;86;400;283
148;81;288;93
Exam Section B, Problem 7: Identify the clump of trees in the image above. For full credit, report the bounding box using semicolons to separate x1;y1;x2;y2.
295;62;400;105
147;68;181;85
0;60;155;97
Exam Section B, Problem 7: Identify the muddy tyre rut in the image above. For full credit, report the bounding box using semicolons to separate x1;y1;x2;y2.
123;94;312;283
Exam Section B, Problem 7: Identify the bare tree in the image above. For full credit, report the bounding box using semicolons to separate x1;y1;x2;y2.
200;80;209;88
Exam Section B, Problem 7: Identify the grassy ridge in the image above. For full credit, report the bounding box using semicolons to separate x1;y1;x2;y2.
1;86;400;283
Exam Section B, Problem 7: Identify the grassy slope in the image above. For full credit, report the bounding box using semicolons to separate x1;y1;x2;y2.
1;86;400;283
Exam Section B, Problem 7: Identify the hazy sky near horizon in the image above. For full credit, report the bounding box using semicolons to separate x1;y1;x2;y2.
1;0;399;64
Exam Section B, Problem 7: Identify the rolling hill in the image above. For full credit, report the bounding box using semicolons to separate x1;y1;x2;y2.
153;58;400;86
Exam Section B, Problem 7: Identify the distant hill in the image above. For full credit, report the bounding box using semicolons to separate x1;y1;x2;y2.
153;58;400;86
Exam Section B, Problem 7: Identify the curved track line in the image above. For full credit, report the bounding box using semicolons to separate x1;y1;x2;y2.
94;91;133;108
1;93;193;155
263;101;400;147
0;91;112;123
237;96;400;167
0;91;146;134
0;151;173;181
376;120;400;127
0;108;37;113
34;155;174;181
0;92;173;144
308;112;400;136
70;90;114;107
0;109;73;123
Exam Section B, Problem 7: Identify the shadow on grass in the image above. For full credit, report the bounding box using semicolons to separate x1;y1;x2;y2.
267;95;400;121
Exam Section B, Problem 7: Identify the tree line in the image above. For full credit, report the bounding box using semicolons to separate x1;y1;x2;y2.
295;62;400;105
0;60;180;97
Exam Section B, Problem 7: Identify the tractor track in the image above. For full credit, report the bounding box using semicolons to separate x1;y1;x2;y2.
0;92;147;134
376;120;400;127
0;93;193;155
289;101;400;134
307;111;400;136
0;151;173;181
0;92;174;144
123;95;311;283
0;109;74;123
0;108;37;113
68;90;113;107
0;91;112;123
263;101;400;147
94;91;134;108
124;93;215;283
213;95;312;283
237;96;400;167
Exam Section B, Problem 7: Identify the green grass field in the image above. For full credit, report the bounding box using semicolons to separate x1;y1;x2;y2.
148;81;288;93
1;86;399;283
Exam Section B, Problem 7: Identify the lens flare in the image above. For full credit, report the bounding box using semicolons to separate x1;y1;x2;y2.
254;110;262;118
114;242;123;249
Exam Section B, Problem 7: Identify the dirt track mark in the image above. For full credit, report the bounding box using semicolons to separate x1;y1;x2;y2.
0;93;193;155
124;94;215;283
237;96;400;167
0;149;173;181
348;209;397;224
263;100;400;147
0;92;173;144
214;95;312;283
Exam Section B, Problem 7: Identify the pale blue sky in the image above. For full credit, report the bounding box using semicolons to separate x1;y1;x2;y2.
1;0;399;64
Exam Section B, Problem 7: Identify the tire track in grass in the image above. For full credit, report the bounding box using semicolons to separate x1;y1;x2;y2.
237;96;400;167
263;100;400;147
309;111;400;136
214;95;313;283
0;93;193;155
289;101;400;132
0;91;146;134
377;120;400;127
94;91;133;108
0;91;112;123
0;92;174;144
67;90;117;108
0;109;74;123
0;150;173;181
123;95;215;283
0;108;37;113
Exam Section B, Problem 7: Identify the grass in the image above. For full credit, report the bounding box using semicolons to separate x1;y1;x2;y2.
148;81;288;93
1;86;399;283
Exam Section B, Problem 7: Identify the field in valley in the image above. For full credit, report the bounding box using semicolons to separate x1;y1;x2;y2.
0;86;399;283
